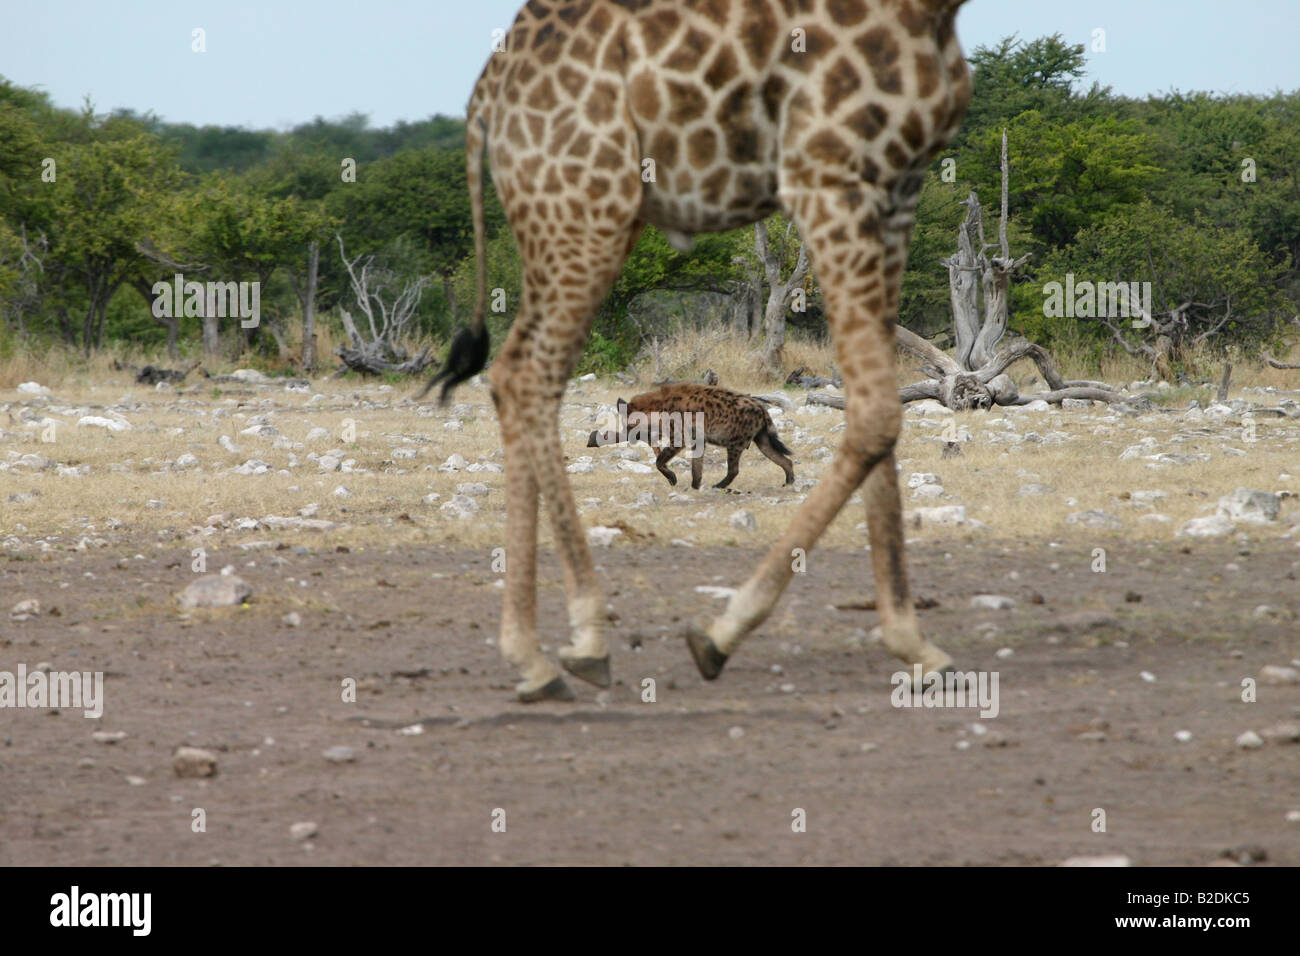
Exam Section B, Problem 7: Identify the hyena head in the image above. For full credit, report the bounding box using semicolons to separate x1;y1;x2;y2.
586;398;630;448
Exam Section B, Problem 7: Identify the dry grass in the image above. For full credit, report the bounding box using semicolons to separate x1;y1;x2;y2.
2;328;1298;565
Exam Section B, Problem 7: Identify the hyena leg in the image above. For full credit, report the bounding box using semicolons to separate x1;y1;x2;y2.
713;444;743;489
655;446;682;485
690;448;705;490
686;184;951;679
755;431;795;485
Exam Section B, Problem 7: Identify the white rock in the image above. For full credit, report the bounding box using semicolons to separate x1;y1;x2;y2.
455;482;490;497
1060;855;1132;867
177;575;252;609
1217;488;1280;524
439;454;468;472
912;505;966;526
1235;730;1264;750
587;526;623;547
1066;509;1124;531
17;381;49;395
1177;514;1236;538
77;415;129;432
173;746;218;778
332;485;353;499
305;427;330;442
290;822;318;841
175;453;200;469
9;598;40;620
906;473;941;489
439;494;479;519
1259;665;1299;685
729;510;757;532
970;594;1016;611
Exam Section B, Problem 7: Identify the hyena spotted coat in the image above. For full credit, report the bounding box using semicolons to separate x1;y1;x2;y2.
587;383;795;489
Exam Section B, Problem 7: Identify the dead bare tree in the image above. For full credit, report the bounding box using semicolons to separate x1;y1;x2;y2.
752;219;811;375
334;235;434;377
0;225;47;339
898;131;1118;409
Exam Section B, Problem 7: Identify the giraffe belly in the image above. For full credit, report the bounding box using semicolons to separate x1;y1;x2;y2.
637;169;781;239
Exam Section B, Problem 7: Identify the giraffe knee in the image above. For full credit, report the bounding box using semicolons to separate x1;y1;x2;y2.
841;399;901;469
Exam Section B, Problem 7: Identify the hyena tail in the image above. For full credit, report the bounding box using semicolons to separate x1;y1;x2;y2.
419;93;491;405
762;426;792;458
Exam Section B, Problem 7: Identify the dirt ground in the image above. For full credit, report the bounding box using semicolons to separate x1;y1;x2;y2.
2;534;1296;866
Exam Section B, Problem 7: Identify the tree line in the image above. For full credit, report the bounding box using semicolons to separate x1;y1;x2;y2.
0;34;1296;375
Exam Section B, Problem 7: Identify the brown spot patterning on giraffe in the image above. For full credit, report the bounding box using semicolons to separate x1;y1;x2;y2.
857;26;903;94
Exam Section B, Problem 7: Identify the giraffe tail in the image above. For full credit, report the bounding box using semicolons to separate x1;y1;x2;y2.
420;106;491;404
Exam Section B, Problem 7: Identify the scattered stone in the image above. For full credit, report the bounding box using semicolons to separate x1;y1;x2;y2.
728;726;745;740
290;821;318;841
177;575;252;609
17;381;49;395
9;598;40;620
91;731;127;744
970;594;1015;611
1260;665;1299;685
1259;722;1300;744
1217;488;1280;524
455;482;490;497
173;746;218;778
729;510;757;532
439;495;480;520
911;505;966;527
1174;730;1193;743
1235;730;1264;750
305;427;330;442
282;612;302;628
332;485;353;499
77;415;129;432
1017;483;1055;497
322;746;356;764
587;526;623;547
1060;855;1132;867
1066;509;1123;531
1177;514;1236;538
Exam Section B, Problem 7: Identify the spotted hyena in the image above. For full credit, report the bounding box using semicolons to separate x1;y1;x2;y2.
587;383;795;490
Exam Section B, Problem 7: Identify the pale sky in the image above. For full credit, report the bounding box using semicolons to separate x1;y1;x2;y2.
2;1;1297;130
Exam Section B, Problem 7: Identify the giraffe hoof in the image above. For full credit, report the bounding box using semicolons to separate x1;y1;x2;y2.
685;626;728;680
561;654;612;688
517;676;576;703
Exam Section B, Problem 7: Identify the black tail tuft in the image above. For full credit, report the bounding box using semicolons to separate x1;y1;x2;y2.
764;427;793;458
418;324;490;405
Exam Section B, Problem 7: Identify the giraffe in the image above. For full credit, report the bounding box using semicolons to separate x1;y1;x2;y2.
425;0;972;701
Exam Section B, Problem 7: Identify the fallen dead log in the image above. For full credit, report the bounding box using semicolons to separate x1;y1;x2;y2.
1262;350;1300;370
334;344;433;377
807;390;845;410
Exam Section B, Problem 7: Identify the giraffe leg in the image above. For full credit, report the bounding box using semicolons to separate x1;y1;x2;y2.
516;225;644;689
489;350;573;702
687;185;951;680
